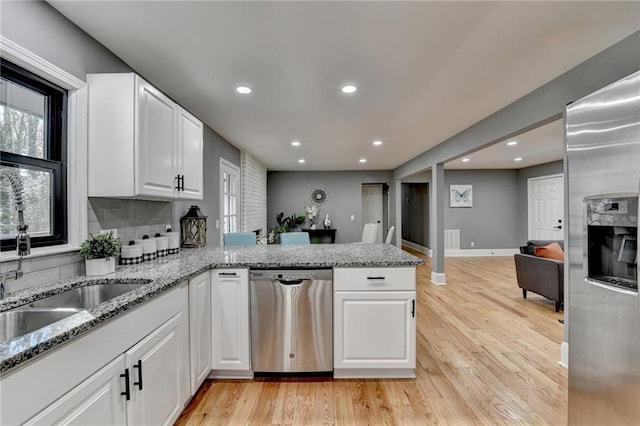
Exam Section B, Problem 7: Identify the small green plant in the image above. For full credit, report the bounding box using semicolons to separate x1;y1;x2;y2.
275;212;306;234
79;232;121;260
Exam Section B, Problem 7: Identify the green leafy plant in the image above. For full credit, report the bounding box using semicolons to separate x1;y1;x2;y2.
79;232;121;260
275;211;306;234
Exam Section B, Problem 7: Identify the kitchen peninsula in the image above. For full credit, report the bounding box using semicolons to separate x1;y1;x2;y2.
0;244;422;425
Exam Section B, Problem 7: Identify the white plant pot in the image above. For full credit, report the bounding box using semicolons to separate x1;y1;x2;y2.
85;257;116;276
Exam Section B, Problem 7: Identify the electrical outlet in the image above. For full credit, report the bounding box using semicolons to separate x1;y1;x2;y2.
470;241;475;248
100;229;118;239
215;219;220;229
350;215;355;221
165;224;172;232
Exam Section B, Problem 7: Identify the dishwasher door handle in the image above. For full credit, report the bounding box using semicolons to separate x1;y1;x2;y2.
277;279;305;286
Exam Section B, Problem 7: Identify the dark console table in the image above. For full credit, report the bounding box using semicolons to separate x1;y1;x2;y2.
301;228;337;244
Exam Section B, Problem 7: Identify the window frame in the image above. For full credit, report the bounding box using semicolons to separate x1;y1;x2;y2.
219;157;241;245
0;35;87;261
1;58;68;251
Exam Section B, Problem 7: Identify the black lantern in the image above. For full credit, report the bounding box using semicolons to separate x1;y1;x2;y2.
180;205;207;248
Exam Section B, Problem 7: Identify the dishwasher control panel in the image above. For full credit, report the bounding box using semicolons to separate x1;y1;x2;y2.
250;269;332;281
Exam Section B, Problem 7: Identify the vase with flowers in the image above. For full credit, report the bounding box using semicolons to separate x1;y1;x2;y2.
305;205;319;229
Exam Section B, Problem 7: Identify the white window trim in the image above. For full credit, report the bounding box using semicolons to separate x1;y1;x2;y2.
1;36;87;261
219;157;241;246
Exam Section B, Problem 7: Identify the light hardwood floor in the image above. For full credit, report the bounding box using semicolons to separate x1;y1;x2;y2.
176;251;567;425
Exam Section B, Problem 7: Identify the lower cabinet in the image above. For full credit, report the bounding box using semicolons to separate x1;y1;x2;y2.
334;267;417;378
211;268;251;376
189;270;212;393
25;355;127;425
27;313;184;426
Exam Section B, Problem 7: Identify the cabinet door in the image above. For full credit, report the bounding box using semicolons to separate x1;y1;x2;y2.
189;271;212;393
334;291;416;369
126;313;182;426
211;269;251;371
136;77;177;198
177;107;204;200
25;355;127;425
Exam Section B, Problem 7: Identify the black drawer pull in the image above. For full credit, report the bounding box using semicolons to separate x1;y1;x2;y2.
219;272;238;277
120;369;131;401
133;359;143;390
411;299;415;318
367;276;386;280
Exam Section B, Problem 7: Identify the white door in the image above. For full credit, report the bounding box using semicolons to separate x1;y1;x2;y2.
362;184;383;243
189;271;212;393
25;356;127;425
126;313;182;426
136;77;177;198
334;291;416;370
211;269;251;372
528;174;564;240
177;107;203;200
220;158;241;244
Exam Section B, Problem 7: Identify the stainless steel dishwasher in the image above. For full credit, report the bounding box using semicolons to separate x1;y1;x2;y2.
250;269;332;373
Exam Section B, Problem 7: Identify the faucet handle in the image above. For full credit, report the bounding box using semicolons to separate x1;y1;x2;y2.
17;231;30;256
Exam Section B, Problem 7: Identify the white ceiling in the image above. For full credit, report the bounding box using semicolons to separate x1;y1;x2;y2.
49;1;639;171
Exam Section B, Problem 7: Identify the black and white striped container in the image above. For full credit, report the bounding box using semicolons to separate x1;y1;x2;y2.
134;238;157;262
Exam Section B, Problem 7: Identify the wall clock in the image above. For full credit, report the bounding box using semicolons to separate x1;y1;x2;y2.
311;188;327;205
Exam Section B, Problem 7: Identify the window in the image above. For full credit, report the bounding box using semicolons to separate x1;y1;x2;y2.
220;158;240;243
1;59;67;251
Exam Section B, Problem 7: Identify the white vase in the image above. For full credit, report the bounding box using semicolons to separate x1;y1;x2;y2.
86;257;116;276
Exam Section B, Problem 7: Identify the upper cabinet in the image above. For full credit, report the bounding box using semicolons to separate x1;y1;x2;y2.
87;73;203;200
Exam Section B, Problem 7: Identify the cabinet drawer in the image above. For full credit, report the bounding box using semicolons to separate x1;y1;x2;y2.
334;267;415;291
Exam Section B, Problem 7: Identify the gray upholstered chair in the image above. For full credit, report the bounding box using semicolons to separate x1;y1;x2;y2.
513;240;564;312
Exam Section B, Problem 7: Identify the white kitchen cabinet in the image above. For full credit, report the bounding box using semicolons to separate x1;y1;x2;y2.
211;269;251;376
189;270;212;393
25;355;127;425
334;267;416;378
126;313;183;426
177;107;204;199
87;73;203;200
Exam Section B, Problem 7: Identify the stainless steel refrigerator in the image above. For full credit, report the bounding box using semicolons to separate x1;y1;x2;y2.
566;70;639;425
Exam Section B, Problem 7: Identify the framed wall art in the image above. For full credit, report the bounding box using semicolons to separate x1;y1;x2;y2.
450;184;473;208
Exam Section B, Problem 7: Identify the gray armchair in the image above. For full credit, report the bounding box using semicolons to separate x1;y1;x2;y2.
514;240;564;312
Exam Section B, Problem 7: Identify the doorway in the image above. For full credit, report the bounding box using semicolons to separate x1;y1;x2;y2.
528;174;564;240
361;184;389;243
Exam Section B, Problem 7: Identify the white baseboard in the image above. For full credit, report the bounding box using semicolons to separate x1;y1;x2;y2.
431;271;446;285
333;368;416;379
445;248;519;257
402;240;431;256
559;341;568;369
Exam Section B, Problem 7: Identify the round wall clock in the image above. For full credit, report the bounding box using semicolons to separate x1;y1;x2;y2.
311;188;327;205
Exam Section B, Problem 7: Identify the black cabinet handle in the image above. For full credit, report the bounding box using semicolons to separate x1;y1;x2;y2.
411;299;415;318
180;175;185;191
553;225;562;229
367;276;386;280
218;272;238;277
120;369;131;401
133;359;143;390
175;175;181;191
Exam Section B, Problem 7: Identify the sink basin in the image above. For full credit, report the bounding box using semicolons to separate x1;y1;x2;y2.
0;309;78;343
25;282;150;310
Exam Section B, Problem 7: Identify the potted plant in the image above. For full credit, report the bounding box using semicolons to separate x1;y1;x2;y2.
79;232;121;276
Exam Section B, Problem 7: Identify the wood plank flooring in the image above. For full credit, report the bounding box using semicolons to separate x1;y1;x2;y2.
176;251;567;425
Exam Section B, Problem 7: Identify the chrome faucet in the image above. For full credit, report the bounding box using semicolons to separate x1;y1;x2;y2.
1;168;31;299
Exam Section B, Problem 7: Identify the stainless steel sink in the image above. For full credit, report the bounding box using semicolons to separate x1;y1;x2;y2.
25;282;150;310
0;309;78;343
0;280;152;344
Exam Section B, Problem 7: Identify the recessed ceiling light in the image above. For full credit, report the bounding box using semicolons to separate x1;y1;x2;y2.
514;157;523;162
291;141;301;147
507;140;518;146
236;86;252;94
462;158;470;162
359;158;367;163
372;140;383;146
298;159;306;164
341;84;358;94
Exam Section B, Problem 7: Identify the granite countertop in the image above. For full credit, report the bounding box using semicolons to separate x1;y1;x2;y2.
0;244;423;375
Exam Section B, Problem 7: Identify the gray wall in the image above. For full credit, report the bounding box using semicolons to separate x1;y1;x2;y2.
267;171;393;243
1;1;240;291
401;183;429;247
516;160;564;243
444;170;520;249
